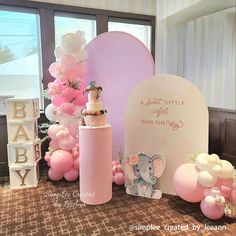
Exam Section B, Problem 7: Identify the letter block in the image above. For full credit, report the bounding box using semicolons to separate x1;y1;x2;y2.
7;120;38;143
0;95;14;115
6;98;40;121
7;139;41;167
9;164;40;189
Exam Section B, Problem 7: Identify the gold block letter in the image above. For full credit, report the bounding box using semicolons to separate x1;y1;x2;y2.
13;102;26;119
12;125;30;142
15;169;31;186
14;147;28;163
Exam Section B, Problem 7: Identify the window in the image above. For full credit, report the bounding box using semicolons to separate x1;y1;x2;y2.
0;8;42;107
0;1;155;112
108;18;152;51
54;12;96;46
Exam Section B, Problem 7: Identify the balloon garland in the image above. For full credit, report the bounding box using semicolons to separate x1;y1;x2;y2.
173;152;235;219
44;31;87;181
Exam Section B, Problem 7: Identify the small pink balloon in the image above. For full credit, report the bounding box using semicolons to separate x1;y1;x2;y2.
74;62;88;78
48;124;64;140
44;152;51;162
112;160;120;165
49;139;60;149
48;168;64;181
58;135;76;150
229;189;236;204
52;95;67;107
75;93;86;106
200;199;225;220
64;168;79;181
50;150;73;173
73;158;80;170
114;172;125;185
48;62;60;77
116;164;122;171
47;160;51;167
61;103;75;115
173;163;205;202
62;87;76;101
68;124;78;137
72;149;80;159
61;54;76;70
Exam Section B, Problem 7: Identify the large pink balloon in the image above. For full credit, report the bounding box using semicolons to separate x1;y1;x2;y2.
86;31;154;158
173;163;205;202
50;150;73;172
200;199;225;220
48;168;64;181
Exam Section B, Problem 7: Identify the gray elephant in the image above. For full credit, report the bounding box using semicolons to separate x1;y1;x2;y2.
124;152;166;199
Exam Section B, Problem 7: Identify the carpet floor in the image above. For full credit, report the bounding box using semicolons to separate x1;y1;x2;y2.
0;175;235;236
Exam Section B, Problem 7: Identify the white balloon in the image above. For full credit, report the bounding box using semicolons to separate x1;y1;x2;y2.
212;164;222;174
205;196;215;206
195;153;209;170
198;170;217;187
62;33;82;54
45;103;57;121
74;49;88;62
218;160;234;179
54;46;64;59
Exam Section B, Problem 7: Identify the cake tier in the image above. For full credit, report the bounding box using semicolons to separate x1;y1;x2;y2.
88;90;101;102
86;101;103;111
84;114;106;127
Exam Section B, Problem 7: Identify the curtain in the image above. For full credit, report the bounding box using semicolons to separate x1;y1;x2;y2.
157;7;236;110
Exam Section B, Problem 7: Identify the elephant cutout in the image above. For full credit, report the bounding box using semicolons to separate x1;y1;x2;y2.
122;152;166;199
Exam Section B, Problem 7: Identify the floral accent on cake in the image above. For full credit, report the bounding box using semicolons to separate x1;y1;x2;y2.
80;81;107;127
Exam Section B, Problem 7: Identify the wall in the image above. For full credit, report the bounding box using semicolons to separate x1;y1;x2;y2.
29;0;156;15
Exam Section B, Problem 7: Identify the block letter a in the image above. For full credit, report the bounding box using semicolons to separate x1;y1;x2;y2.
12;125;30;142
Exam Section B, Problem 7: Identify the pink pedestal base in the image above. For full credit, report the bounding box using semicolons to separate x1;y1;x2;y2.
79;124;112;205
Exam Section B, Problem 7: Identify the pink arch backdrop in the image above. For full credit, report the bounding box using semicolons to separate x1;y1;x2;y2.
85;31;154;158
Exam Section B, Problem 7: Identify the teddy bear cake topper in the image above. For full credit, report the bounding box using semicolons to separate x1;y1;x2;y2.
122;152;166;199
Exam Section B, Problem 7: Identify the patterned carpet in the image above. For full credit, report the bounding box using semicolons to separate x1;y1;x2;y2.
0;174;235;236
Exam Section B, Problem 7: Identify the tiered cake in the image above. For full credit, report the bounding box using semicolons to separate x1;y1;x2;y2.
81;81;107;127
79;81;112;205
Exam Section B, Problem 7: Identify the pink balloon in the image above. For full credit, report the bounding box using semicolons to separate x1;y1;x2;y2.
48;168;64;181
200;199;225;220
74;91;86;106
173;163;205;202
61;103;75;115
229;189;236;204
74;63;88;78
64;168;79;181
48;124;64;140
214;178;233;199
68;124;78;137
112;160;120;165
73;158;80;170
49;140;60;149
52;95;67;107
58;135;76;150
61;54;76;70
48;62;60;77
44;152;51;162
50;150;73;173
86;32;154;158
62;87;76;101
114;172;125;185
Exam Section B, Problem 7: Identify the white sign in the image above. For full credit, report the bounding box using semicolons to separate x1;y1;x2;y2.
125;75;209;195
